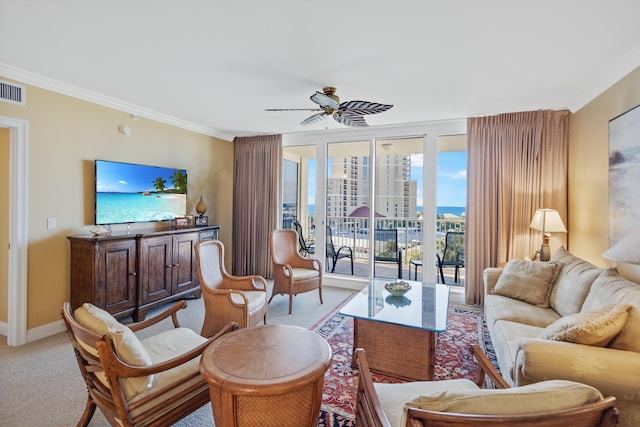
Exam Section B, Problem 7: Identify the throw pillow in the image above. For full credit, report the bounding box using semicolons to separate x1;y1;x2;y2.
538;304;631;346
492;260;560;308
406;379;603;415
549;246;604;316
74;303;153;398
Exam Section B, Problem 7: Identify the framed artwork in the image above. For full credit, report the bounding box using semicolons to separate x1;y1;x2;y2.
175;217;190;229
609;104;640;245
195;215;209;227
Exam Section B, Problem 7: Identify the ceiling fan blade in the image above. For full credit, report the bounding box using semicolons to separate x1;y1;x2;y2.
338;100;393;115
265;108;323;111
333;111;369;127
301;112;327;126
310;91;339;109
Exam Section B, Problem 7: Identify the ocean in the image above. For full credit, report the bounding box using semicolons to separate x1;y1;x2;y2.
306;205;465;217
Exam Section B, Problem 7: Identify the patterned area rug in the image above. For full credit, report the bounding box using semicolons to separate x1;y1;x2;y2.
314;304;497;427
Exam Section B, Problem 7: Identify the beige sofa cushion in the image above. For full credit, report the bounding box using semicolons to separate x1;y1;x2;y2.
539;304;631;346
492;260;560;308
549;247;605;316
74;303;153;398
582;269;640;352
406;379;603;415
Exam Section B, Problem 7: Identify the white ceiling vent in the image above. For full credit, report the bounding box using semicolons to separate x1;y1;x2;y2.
0;80;26;106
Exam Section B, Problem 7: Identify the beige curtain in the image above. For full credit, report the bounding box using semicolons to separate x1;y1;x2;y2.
466;110;569;305
232;134;282;277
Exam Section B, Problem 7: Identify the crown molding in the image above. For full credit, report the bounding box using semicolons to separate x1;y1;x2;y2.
0;63;235;141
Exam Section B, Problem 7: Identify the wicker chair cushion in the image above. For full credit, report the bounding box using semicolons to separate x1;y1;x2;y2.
406;380;603;418
229;290;268;308
291;267;320;280
374;378;478;427
74;303;153;398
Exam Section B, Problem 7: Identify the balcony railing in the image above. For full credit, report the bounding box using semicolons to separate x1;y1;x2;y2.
292;215;465;266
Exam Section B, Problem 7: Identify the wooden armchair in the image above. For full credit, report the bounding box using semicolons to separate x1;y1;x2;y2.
269;229;323;314
62;301;238;427
194;239;268;337
355;346;618;427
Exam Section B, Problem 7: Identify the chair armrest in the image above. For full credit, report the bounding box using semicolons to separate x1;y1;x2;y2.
220;274;268;292
355;348;392;427
127;301;188;331
483;267;503;295
469;345;510;389
515;338;640;402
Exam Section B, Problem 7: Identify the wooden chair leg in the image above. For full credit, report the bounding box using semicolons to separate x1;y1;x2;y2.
77;396;97;427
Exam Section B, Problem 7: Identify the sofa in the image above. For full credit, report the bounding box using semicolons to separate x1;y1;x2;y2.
483;247;640;427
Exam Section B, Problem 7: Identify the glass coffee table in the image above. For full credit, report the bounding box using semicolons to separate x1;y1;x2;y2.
339;278;450;380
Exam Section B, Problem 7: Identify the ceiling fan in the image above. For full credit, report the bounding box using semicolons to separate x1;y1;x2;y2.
265;87;393;127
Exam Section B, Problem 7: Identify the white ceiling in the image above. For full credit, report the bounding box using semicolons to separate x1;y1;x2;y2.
2;1;640;141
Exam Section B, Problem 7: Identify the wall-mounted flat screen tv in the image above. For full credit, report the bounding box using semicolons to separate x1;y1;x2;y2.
95;159;188;225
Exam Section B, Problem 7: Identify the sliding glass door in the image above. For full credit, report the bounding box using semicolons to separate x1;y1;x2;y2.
282;120;466;284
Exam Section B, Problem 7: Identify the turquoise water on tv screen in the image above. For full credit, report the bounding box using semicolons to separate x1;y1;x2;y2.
96;192;187;224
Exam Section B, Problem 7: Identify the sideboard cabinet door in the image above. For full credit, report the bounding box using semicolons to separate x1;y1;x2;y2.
69;237;137;318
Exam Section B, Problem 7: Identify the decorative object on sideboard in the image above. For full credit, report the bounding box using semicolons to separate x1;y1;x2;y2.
195;196;208;227
89;225;111;236
195;196;207;216
530;209;567;261
603;226;640;265
175;217;191;229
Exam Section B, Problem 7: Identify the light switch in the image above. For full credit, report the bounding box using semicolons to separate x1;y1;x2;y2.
47;217;56;229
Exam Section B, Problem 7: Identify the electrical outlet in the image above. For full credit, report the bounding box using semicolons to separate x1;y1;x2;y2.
47;217;56;229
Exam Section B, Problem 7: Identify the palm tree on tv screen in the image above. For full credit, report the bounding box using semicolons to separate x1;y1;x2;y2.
170;170;187;194
153;177;166;192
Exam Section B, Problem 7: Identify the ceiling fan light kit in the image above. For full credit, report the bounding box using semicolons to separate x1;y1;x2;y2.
266;87;393;128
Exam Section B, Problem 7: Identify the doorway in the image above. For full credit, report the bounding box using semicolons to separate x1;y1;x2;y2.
0;116;29;346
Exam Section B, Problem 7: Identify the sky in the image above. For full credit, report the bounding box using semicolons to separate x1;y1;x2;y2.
95;160;186;193
305;151;467;207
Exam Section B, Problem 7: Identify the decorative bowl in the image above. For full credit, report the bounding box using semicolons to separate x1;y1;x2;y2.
384;281;411;296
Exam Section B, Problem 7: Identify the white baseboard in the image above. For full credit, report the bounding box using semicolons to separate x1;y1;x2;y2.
1;319;66;344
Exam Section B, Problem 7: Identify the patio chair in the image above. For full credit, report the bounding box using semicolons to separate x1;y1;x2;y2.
355;346;618;427
61;301;238;427
437;231;464;284
292;219;315;256
326;226;354;274
374;229;403;279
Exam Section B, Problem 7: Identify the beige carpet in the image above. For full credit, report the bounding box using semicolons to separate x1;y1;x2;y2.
0;284;466;426
0;284;356;426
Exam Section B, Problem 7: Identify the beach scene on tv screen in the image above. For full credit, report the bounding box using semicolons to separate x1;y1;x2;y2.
95;161;187;224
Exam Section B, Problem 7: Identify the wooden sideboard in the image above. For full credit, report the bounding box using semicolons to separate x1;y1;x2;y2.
68;225;219;321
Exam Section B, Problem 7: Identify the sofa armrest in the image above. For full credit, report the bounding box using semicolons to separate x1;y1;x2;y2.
515;338;640;403
483;267;503;295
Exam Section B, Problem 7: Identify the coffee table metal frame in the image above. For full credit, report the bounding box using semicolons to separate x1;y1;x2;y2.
340;279;449;381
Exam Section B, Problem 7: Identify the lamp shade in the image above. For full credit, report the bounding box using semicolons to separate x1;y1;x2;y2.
603;227;640;264
530;209;567;233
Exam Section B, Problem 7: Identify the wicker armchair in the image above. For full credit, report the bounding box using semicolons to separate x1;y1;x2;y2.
62;301;238;427
355;346;618;427
195;239;268;337
269;229;323;314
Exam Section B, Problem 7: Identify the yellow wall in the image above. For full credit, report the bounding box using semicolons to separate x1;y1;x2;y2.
0;127;8;323
569;65;640;282
0;78;234;329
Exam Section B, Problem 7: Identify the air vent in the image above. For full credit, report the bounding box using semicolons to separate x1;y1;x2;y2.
0;80;26;106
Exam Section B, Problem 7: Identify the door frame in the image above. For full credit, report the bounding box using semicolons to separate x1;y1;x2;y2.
1;115;29;346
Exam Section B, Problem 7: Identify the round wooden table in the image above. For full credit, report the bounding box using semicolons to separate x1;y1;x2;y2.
200;324;332;427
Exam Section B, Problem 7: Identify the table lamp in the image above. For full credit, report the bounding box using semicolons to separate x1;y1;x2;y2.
530;209;567;261
602;227;640;265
